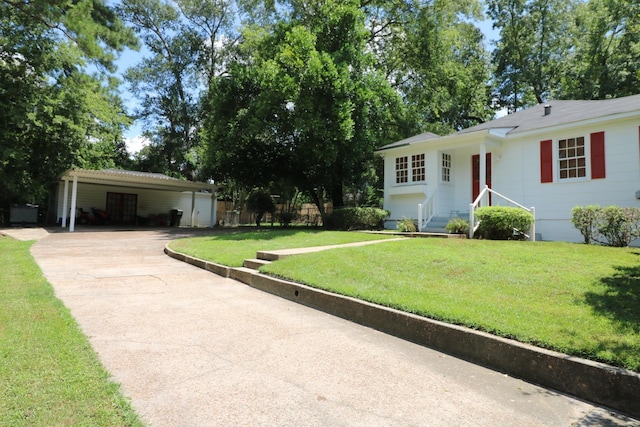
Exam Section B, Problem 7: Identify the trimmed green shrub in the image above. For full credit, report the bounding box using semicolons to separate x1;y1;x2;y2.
474;206;534;240
246;189;276;226
595;206;640;247
571;205;600;244
571;205;640;247
445;217;469;235
324;207;390;231
277;211;297;227
397;217;417;232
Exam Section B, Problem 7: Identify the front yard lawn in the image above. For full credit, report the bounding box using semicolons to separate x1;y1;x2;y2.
173;231;640;373
168;228;398;267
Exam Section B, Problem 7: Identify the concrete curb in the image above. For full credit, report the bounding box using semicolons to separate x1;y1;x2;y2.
164;244;640;418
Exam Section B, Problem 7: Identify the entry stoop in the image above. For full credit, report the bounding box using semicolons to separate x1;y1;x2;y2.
422;214;469;234
422;216;450;233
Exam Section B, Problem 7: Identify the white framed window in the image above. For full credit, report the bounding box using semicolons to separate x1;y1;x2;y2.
411;154;425;182
395;156;408;183
441;153;452;182
558;136;586;179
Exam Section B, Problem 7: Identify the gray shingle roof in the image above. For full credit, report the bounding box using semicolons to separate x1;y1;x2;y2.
58;169;216;191
101;169;179;181
458;94;640;136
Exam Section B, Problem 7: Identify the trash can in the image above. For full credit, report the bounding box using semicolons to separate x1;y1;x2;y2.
169;209;183;227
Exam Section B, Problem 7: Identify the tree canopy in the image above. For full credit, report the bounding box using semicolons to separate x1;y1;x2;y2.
1;0;136;211
488;0;640;110
203;0;411;216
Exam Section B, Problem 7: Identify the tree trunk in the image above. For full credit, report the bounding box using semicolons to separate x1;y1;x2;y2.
331;183;344;208
308;187;326;225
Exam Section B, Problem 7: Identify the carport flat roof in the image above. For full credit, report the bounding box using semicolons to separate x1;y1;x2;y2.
58;169;217;192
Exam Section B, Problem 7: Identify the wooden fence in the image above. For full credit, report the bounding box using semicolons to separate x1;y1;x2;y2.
216;201;332;227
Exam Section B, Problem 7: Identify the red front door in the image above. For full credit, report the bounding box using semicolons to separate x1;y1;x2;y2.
472;153;492;201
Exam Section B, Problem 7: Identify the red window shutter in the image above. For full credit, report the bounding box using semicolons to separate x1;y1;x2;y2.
590;131;606;179
540;139;553;183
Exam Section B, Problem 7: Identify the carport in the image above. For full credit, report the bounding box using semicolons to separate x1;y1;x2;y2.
57;169;218;232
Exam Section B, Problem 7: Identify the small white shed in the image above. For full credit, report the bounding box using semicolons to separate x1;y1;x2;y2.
55;169;218;232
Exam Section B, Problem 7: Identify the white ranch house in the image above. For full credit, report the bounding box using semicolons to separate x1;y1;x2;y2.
377;94;640;242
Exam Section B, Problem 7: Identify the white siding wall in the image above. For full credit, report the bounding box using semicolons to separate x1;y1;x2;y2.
436;151;456;215
451;146;476;211
176;192;215;227
493;119;640;242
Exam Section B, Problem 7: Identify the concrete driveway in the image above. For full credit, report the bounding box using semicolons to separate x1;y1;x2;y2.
13;228;635;426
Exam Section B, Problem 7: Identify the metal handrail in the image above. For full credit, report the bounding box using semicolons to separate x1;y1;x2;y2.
469;186;536;240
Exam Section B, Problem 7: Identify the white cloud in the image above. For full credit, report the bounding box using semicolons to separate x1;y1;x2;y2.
125;135;150;155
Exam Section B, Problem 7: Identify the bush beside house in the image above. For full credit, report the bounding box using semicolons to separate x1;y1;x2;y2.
474;206;534;240
571;205;640;247
325;207;389;231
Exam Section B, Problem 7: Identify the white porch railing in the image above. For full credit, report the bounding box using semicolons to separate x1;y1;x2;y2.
417;190;437;232
469;185;536;241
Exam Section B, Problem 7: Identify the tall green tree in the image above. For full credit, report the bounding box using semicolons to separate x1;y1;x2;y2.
488;0;572;110
362;0;493;132
559;0;640;99
119;0;201;179
119;0;269;180
204;0;409;217
0;0;136;212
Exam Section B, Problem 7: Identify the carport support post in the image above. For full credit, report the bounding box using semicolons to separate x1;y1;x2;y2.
69;175;78;232
61;179;69;228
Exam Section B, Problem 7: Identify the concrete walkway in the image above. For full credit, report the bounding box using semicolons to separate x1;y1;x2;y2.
3;228;637;426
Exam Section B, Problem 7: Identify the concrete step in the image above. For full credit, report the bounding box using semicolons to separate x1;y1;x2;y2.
256;251;282;262
422;227;448;234
425;215;470;232
243;258;271;270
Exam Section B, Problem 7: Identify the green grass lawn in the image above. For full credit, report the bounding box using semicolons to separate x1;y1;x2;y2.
168;228;398;267
172;231;640;372
0;236;143;427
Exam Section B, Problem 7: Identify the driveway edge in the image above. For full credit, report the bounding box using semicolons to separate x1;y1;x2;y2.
164;245;640;418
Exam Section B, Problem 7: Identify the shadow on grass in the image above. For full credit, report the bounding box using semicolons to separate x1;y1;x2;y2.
584;263;640;371
199;227;324;242
586;264;640;334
